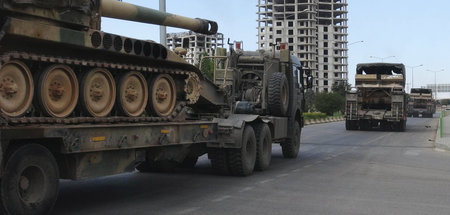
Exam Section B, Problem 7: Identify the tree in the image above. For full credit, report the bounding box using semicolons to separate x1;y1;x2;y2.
315;92;345;115
198;52;215;80
332;81;351;97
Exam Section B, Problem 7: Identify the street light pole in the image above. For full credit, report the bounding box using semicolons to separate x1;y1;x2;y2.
348;40;364;46
159;0;167;47
406;64;423;90
369;55;395;62
427;69;445;99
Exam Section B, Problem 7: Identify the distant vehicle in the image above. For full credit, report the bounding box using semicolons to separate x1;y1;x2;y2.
407;88;436;118
345;63;407;131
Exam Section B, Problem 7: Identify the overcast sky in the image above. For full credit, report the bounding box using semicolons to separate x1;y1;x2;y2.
102;0;450;97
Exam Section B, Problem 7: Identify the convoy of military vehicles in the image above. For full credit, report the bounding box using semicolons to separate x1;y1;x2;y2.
0;0;441;214
407;88;436;118
0;0;315;214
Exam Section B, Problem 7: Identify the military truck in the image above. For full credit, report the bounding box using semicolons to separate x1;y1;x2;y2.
0;1;311;214
345;63;407;131
199;43;313;175
407;88;436;118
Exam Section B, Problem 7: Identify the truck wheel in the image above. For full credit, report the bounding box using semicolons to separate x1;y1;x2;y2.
228;125;257;176
281;121;301;159
255;123;272;171
208;148;230;175
397;120;406;132
345;120;355;130
1;144;59;215
268;73;289;116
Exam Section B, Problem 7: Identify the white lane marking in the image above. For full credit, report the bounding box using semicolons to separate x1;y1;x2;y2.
211;195;232;202
404;150;420;156
314;160;322;165
239;187;254;193
291;168;301;172
303;164;313;168
177;207;201;215
277;173;289;178
324;156;333;160
259;179;274;184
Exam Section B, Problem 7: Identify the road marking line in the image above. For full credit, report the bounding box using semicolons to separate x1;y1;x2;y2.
291;168;301;172
177;207;201;215
277;173;289;178
212;195;232;202
303;164;313;168
314;160;322;165
324;156;333;160
239;187;254;193
259;179;274;184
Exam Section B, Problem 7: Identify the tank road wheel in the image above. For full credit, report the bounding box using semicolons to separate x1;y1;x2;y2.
81;68;116;117
118;72;148;117
255;123;272;171
268;72;289;116
0;61;34;117
0;144;59;215
149;74;177;117
184;73;201;104
227;125;257;176
38;65;79;118
281;121;301;159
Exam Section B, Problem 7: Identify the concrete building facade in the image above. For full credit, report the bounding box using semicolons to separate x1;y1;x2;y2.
257;0;348;92
166;32;224;65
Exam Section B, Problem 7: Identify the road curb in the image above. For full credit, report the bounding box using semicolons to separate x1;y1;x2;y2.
304;116;344;126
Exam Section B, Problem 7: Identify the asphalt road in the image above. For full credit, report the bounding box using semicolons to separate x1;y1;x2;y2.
53;116;450;215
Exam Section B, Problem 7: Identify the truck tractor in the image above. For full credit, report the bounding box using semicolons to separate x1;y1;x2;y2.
346;63;407;131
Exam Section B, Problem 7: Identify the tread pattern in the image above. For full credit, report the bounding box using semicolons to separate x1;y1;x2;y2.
268;73;289;116
227;126;256;176
208;148;230;175
255;123;272;171
281;121;301;159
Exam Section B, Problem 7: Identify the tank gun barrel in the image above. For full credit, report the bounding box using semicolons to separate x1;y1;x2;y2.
100;0;218;35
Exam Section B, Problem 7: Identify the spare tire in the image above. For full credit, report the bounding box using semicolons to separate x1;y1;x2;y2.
268;72;289;116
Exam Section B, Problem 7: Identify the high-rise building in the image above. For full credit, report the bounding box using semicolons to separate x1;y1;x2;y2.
257;0;348;92
166;32;224;65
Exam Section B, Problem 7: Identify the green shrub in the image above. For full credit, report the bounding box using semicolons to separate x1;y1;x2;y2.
303;112;327;120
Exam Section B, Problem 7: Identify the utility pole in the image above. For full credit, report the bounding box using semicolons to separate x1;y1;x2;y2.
159;0;167;47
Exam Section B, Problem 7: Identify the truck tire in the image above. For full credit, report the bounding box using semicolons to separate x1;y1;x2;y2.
255;123;272;171
208;148;230;175
345;120;357;130
228;125;257;176
1;144;59;215
281;121;301;159
397;120;406;132
268;73;289;116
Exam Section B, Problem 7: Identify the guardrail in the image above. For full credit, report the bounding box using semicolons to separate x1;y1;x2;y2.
440;110;450;138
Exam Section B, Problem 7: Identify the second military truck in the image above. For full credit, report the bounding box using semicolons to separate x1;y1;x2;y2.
407;88;436;118
346;63;407;131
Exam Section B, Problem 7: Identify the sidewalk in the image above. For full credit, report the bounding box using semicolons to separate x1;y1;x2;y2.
435;111;450;151
304;116;344;125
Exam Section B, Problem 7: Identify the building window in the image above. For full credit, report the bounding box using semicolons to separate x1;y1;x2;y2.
324;57;328;62
324;35;328;40
324;42;328;47
277;22;282;26
276;38;282;42
324;80;328;86
324;27;328;32
289;38;294;43
324;50;328;55
288;30;294;35
276;30;282;34
324;88;328;92
289;46;293;51
324;72;328;78
288;21;293;27
269;35;273;39
324;65;328;70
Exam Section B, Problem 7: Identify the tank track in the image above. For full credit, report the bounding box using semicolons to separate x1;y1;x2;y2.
0;51;192;126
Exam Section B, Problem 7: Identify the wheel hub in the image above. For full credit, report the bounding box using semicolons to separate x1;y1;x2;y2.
90;81;104;102
19;175;30;191
0;76;19;98
49;81;65;101
156;88;168;101
125;86;138;102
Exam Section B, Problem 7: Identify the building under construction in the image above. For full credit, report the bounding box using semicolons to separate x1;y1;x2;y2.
257;0;348;92
167;31;224;65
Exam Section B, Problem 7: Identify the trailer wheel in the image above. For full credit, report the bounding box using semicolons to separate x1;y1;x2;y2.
1;144;59;215
268;73;289;116
281;121;301;159
208;148;230;175
228;125;257;176
255;123;272;171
